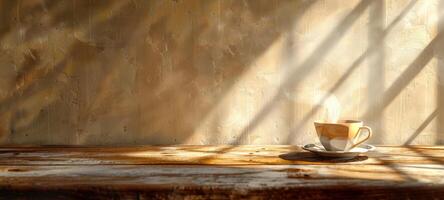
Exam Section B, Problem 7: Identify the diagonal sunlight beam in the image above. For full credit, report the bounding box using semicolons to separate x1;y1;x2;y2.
290;14;439;141
404;146;444;166
362;32;443;120
285;0;417;143
403;108;438;145
191;0;443;177
233;0;371;144
186;0;318;144
374;156;416;181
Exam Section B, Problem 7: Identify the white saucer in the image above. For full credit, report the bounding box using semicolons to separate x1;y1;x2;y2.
302;143;375;158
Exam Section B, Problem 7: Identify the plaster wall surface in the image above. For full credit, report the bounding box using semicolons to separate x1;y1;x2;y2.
0;0;442;145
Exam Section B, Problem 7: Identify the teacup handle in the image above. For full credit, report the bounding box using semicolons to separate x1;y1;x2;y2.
350;126;372;149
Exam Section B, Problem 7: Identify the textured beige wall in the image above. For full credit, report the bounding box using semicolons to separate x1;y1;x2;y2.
0;0;443;145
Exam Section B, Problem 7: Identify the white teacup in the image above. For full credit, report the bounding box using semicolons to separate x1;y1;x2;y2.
314;120;372;151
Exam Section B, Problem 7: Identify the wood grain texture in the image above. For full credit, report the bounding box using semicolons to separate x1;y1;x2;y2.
0;145;444;199
0;145;443;165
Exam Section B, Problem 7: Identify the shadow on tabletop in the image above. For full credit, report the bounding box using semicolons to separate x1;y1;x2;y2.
279;152;368;163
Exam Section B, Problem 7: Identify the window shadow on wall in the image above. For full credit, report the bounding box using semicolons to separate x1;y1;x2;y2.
284;0;416;144
0;0;316;145
186;1;373;159
403;108;438;145
230;0;371;145
0;0;440;146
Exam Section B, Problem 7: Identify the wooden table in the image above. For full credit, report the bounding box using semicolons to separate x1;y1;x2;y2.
0;145;444;199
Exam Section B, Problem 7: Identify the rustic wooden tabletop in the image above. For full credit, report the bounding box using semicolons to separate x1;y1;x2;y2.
0;145;443;199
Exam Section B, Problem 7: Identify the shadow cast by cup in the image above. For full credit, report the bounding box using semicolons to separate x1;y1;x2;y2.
279;152;368;163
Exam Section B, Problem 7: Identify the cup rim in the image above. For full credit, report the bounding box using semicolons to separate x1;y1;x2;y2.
314;119;363;125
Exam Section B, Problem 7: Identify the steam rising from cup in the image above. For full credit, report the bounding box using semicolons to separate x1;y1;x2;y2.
316;93;341;123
